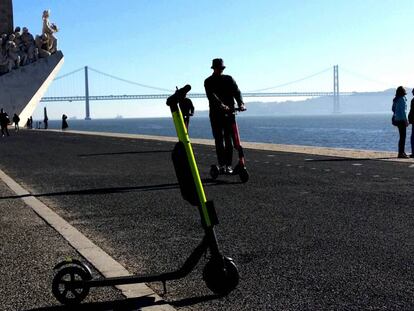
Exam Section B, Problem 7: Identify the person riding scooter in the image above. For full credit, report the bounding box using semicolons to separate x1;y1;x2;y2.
204;58;246;174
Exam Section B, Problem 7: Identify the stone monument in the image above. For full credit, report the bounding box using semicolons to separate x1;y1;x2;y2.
0;0;13;34
0;1;64;123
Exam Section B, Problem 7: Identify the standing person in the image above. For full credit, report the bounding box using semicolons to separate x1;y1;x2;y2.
392;86;409;158
62;114;68;130
0;108;10;137
12;113;20;131
44;107;48;129
409;88;414;158
29;116;33;129
179;97;194;130
204;58;246;174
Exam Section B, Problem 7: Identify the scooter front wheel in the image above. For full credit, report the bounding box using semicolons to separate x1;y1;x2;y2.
52;266;90;305
210;165;219;180
203;256;239;295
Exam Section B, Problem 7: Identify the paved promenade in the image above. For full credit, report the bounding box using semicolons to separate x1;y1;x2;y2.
1;129;414;310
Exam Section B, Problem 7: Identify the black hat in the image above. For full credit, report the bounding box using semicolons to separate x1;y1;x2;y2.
211;58;226;69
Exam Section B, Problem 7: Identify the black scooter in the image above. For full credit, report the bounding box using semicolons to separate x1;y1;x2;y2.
51;85;239;305
210;107;249;183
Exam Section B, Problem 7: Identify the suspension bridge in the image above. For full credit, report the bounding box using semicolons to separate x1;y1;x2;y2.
40;65;391;120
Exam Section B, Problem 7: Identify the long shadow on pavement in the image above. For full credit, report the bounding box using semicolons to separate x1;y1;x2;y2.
78;150;172;158
0;179;240;201
305;157;397;162
25;294;222;311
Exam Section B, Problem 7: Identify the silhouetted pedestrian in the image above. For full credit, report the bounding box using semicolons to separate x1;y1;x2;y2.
43;107;48;129
179;97;194;130
0;108;10;137
409;88;414;158
29;116;33;129
62;114;68;130
12;113;20;132
392;86;408;158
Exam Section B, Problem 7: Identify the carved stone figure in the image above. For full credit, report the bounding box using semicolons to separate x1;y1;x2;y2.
0;38;13;73
13;30;27;65
35;33;51;58
42;9;58;53
6;34;20;68
21;27;38;63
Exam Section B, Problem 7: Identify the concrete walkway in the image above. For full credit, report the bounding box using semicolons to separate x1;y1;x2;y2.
2;129;414;310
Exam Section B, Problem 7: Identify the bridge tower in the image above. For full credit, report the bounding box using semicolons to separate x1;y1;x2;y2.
333;65;340;113
0;0;13;34
84;66;91;120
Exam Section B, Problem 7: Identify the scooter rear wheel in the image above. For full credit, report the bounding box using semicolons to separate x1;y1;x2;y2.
203;256;239;295
239;167;249;183
52;266;90;305
210;165;219;180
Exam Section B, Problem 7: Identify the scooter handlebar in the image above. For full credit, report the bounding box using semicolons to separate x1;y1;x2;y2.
166;84;191;107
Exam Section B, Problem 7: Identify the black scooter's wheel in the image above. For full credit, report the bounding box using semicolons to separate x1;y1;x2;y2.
210;165;219;180
203;256;239;295
239;167;249;183
52;266;90;305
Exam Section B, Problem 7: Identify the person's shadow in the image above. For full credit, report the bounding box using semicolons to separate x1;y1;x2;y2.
25;294;221;311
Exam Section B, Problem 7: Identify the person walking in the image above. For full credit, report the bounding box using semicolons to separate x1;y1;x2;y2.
62;114;68;130
408;88;414;158
392;86;409;158
204;58;246;174
179;97;194;130
0;108;10;137
12;113;20;132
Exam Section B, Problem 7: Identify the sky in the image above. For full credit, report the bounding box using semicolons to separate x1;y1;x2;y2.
12;0;414;119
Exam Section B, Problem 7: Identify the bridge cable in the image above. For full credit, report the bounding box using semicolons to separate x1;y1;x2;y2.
340;67;394;87
249;67;332;92
88;67;174;93
54;67;85;81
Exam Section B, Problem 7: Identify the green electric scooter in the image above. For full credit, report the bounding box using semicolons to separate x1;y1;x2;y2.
51;85;239;305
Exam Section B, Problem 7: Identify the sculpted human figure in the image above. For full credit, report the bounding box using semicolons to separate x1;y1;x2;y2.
6;34;21;68
0;38;12;73
42;10;58;53
13;31;28;66
35;33;51;58
1;34;7;51
21;27;38;63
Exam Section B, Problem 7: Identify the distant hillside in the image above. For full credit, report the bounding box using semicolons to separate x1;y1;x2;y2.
195;89;405;116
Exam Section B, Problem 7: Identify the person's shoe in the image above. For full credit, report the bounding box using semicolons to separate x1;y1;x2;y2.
398;153;409;158
226;166;233;174
410;154;414;158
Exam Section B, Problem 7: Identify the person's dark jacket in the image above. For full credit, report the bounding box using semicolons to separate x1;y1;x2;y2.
12;114;20;124
179;98;194;117
204;74;243;114
0;112;10;126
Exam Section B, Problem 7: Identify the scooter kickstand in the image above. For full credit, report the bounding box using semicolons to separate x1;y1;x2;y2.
162;280;167;295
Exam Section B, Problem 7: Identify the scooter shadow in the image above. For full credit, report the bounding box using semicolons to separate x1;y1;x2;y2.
25;294;222;311
203;178;243;186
